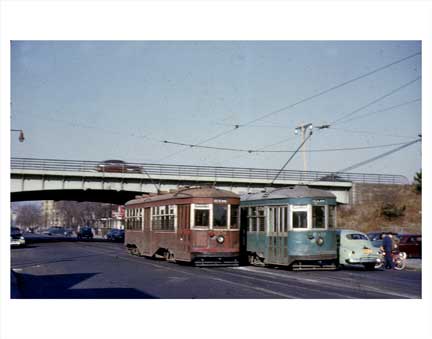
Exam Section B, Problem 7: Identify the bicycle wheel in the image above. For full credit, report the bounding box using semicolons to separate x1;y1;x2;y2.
394;257;406;270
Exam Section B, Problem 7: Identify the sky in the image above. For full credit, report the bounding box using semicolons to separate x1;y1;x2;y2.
11;41;421;180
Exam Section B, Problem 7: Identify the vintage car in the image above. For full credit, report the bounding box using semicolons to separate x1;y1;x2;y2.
398;234;421;258
11;227;26;247
367;231;400;249
337;229;380;270
77;226;94;240
105;228;125;242
96;160;142;174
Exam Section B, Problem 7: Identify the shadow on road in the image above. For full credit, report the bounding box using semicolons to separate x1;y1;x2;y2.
13;272;157;299
24;235;122;245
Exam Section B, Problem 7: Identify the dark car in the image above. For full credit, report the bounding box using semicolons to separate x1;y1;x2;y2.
367;231;400;249
398;234;421;258
11;227;26;247
96;160;141;174
44;226;70;236
77;226;94;240
319;174;347;182
105;228;125;242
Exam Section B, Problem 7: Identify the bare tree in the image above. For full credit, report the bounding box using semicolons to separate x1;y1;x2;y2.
55;201;114;229
15;203;42;228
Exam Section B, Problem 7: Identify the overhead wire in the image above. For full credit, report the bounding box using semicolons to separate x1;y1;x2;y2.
162;140;415;153
334;97;421;125
338;138;421;172
155;51;421;162
270;130;314;185
329;76;421;125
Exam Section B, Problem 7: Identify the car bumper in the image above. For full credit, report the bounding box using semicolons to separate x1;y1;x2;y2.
345;257;379;264
11;239;25;246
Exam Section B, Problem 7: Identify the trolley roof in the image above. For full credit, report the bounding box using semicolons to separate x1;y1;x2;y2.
240;186;336;205
125;186;239;206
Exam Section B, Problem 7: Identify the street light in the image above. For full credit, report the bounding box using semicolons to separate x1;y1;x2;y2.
11;129;25;142
294;123;313;171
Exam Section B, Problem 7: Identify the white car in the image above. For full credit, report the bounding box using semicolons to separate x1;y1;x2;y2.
11;227;26;247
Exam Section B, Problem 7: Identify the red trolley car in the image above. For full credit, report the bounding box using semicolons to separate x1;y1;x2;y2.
124;186;240;266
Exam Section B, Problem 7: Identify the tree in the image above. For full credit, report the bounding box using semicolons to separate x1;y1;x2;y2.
15;203;42;228
55;201;113;228
380;202;405;220
414;170;421;193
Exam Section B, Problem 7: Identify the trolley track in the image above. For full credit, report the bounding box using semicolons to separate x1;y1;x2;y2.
12;241;421;299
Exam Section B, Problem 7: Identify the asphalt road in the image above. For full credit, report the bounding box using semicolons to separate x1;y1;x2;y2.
11;239;422;299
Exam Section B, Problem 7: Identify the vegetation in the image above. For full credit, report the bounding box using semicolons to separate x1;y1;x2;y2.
380;202;406;220
14;203;42;228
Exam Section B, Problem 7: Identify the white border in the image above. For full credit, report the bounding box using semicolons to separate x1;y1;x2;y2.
1;1;431;339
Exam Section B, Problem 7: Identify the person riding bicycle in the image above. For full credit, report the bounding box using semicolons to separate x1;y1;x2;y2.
382;233;394;269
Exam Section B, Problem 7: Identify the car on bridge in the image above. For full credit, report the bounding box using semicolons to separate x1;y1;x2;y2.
96;160;142;174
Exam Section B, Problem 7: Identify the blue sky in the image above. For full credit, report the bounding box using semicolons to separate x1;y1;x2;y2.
11;41;421;180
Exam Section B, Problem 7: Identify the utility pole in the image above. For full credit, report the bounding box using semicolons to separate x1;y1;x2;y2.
294;123;313;171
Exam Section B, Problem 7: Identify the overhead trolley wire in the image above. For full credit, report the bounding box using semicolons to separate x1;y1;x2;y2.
242;51;421;127
157;51;421;161
330;76;421;125
270;130;314;185
338;138;421;173
334;97;421;125
162;140;415;153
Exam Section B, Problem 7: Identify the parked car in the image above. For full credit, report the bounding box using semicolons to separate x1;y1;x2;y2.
77;226;94;240
43;226;72;237
96;160;141;174
11;227;26;247
367;231;400;249
398;234;421;258
336;229;380;270
105;228;125;242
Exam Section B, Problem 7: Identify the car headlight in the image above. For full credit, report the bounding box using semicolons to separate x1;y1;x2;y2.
216;235;225;244
316;237;324;246
20;236;24;240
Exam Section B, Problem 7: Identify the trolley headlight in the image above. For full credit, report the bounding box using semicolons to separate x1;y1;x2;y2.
316;237;324;246
216;235;225;244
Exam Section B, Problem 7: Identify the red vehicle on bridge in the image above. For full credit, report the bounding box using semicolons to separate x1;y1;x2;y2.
124;186;240;266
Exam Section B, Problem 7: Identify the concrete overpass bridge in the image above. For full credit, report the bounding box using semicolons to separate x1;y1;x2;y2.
11;157;409;205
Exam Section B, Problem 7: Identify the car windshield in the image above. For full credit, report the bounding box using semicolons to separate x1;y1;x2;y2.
346;233;369;240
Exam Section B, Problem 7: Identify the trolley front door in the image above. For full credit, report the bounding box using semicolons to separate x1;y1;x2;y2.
176;204;191;261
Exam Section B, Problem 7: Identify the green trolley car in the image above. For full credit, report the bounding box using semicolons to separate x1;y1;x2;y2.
240;186;338;270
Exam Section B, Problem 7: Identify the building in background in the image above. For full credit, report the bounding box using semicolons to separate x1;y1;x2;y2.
42;200;65;228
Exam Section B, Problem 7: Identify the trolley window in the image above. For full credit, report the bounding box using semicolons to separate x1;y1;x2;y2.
195;209;210;228
230;205;239;229
312;206;325;229
328;205;336;228
249;207;264;232
292;211;307;229
213;204;228;229
152;205;175;231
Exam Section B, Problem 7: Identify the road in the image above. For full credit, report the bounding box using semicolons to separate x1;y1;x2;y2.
11;239;421;299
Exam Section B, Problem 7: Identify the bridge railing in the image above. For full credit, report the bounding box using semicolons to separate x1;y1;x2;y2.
10;157;409;185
